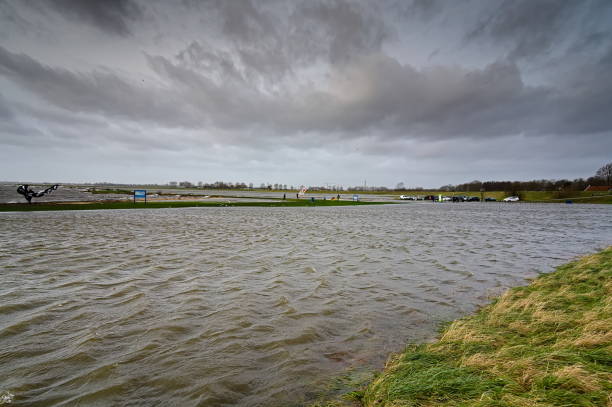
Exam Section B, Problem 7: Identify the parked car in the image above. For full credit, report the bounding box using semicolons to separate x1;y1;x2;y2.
466;196;480;202
484;197;497;202
503;196;520;202
399;195;417;200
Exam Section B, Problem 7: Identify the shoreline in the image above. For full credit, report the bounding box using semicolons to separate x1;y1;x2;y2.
0;199;385;212
347;247;611;406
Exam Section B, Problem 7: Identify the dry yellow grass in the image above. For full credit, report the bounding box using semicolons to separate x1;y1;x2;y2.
361;247;612;407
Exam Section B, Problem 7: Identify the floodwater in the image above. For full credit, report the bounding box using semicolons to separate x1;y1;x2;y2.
1;204;610;406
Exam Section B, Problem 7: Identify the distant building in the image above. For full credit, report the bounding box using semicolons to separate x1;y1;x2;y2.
584;185;612;192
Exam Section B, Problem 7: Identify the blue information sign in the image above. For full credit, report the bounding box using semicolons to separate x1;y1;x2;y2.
134;189;147;203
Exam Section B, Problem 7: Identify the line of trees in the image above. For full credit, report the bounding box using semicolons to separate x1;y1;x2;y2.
164;163;612;193
168;181;296;190
439;178;595;192
439;163;612;192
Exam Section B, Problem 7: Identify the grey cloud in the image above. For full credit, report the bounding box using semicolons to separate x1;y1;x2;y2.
210;0;277;43
180;0;391;81
182;0;293;81
0;114;50;148
145;52;264;128
2;0;612;162
45;0;142;36
550;44;612;135
0;46;198;128
468;0;612;59
0;93;13;119
148;49;612;142
392;0;445;21
2;41;611;152
290;0;389;65
177;42;239;78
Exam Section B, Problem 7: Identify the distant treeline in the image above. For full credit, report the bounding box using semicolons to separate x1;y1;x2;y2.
161;177;608;193
156;164;612;193
438;176;609;193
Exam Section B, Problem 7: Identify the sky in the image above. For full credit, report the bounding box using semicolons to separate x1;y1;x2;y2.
0;0;611;188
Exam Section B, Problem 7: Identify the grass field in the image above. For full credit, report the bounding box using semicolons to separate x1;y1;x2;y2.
0;199;383;212
356;247;612;407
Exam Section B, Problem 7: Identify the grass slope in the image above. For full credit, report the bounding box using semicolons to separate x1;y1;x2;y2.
0;199;383;212
362;247;612;407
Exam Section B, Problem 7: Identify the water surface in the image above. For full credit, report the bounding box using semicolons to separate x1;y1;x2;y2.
1;203;610;406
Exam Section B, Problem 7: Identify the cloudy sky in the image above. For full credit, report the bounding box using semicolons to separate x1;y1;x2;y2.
0;0;611;187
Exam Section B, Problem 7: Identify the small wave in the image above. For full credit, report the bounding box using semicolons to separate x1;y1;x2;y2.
0;390;14;405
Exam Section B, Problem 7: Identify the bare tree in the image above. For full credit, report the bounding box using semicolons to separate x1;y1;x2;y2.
595;162;612;185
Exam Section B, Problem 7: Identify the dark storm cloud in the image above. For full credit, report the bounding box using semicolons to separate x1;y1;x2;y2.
291;0;389;64
0;121;48;148
0;46;197;127
0;0;611;164
180;0;390;81
0;93;13;119
549;44;612;136
161;49;611;141
44;0;142;36
2;40;612;149
468;0;612;59
393;0;445;21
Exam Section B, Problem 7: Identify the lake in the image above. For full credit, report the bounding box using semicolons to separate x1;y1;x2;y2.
1;203;610;406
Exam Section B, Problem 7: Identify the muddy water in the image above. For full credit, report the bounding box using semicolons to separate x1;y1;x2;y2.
1;204;610;406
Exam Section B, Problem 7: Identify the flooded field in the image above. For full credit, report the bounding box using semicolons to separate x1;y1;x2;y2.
1;204;610;406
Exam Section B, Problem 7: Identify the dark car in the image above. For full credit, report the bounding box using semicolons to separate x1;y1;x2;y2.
484;197;497;202
466;196;480;202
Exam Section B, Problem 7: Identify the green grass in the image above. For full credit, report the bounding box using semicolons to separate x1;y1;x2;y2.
0;199;384;212
361;247;612;407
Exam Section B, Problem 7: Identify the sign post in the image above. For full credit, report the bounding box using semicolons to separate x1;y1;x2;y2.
134;189;147;204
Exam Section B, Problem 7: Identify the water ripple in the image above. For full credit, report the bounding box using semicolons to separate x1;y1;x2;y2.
0;204;610;406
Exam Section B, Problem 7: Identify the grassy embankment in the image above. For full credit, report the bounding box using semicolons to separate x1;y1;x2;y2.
0;199;383;212
355;247;612;407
